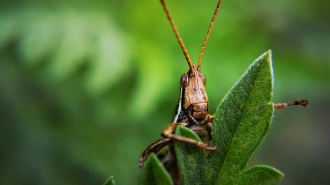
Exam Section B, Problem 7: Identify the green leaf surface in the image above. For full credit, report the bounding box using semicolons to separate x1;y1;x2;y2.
174;126;209;184
240;165;284;185
212;50;282;185
139;153;173;185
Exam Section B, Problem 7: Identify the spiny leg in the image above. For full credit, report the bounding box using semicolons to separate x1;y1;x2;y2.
139;138;171;168
274;99;308;110
161;123;217;151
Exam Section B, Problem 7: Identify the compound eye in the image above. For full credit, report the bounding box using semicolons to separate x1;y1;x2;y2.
180;74;189;87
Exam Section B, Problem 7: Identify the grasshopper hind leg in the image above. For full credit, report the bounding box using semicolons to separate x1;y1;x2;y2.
139;138;171;168
140;139;181;184
274;99;308;110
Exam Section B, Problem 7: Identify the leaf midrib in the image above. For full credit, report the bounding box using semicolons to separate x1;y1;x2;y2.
217;59;267;173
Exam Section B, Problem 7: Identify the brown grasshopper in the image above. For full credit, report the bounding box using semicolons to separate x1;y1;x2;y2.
139;0;308;184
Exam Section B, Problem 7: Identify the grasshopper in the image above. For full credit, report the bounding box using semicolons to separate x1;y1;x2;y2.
139;0;308;184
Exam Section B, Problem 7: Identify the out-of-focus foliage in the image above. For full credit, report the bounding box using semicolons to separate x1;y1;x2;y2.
0;0;329;185
104;176;116;185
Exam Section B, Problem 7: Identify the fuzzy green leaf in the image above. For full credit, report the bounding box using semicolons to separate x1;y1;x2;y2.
139;153;173;185
212;50;283;185
174;126;209;184
240;165;284;185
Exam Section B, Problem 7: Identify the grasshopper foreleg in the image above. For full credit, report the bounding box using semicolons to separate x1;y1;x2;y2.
161;123;218;151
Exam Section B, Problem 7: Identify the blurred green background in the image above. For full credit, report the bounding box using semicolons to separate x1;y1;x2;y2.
0;0;329;184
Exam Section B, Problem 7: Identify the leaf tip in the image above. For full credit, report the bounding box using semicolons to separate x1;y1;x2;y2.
103;175;116;185
260;50;272;62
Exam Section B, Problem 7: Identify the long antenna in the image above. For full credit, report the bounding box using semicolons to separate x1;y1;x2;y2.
198;0;223;69
160;0;193;68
